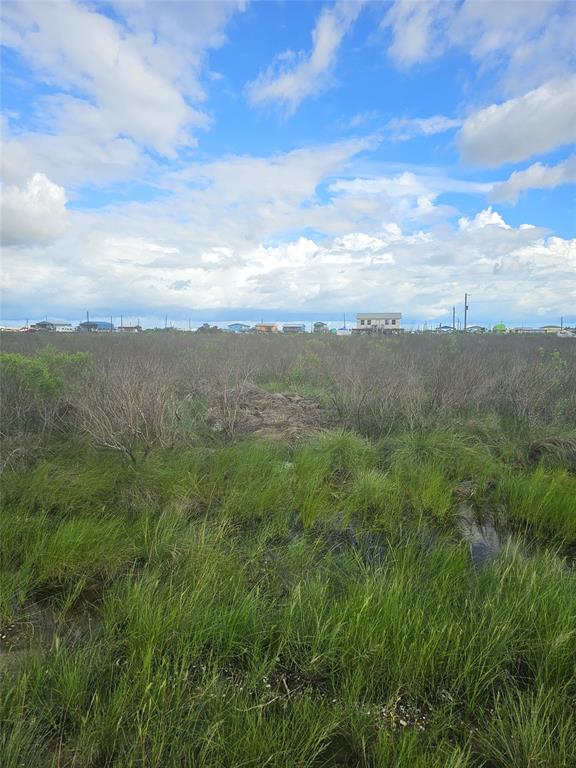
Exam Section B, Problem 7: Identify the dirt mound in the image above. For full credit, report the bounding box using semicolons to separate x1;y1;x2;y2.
205;384;329;440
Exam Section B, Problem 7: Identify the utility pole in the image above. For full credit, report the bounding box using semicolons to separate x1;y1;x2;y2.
165;314;168;329
188;318;191;332
110;315;113;332
452;306;456;331
86;310;89;323
561;316;564;331
120;314;123;330
464;293;469;331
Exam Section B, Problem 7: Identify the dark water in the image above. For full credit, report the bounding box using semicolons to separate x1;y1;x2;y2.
457;504;507;565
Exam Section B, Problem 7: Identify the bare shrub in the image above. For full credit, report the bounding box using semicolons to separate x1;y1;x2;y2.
74;359;180;462
2;331;574;452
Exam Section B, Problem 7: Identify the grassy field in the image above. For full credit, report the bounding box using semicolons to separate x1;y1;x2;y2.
1;332;575;766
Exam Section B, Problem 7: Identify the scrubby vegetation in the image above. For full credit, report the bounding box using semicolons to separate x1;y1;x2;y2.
1;332;575;766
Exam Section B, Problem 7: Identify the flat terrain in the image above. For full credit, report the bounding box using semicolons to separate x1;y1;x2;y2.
1;332;575;767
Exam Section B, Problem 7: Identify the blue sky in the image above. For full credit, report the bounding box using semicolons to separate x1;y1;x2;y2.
1;0;575;328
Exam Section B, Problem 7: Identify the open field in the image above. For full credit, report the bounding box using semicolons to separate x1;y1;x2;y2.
1;332;575;767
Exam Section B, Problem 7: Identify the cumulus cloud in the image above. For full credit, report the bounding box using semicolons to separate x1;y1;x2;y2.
2;1;199;155
490;155;576;203
1;173;68;246
246;1;363;114
3;191;574;325
458;77;576;167
0;0;243;186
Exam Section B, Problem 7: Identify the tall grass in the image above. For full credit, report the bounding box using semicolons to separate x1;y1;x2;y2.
2;423;576;766
494;465;576;541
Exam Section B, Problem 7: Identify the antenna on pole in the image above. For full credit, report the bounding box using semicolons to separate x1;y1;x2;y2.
464;293;469;331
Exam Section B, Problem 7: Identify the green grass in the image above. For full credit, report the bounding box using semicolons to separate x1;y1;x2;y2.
2;429;576;766
494;464;576;541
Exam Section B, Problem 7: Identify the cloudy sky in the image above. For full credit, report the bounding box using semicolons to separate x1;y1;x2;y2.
1;0;575;328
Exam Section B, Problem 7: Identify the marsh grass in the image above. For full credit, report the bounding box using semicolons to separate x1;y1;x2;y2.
494;465;576;541
2;424;576;766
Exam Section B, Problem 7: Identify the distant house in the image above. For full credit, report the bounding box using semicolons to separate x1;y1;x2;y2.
78;320;115;332
510;327;545;335
437;325;455;333
32;321;74;333
356;313;402;333
540;325;563;335
282;324;306;334
254;323;278;333
313;321;329;333
117;325;142;333
228;323;252;333
465;325;487;334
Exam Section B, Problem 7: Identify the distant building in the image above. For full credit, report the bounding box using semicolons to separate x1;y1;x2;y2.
78;320;115;332
254;323;278;333
356;313;402;333
282;324;305;334
117;325;142;333
32;321;74;332
228;323;252;333
437;324;455;333
313;321;329;333
510;327;545;335
465;325;487;334
540;325;563;335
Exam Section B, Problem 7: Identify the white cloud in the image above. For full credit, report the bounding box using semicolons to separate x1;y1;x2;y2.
330;171;492;204
458;207;510;232
1;173;68;246
458;77;576;167
3;179;574;324
2;1;198;155
246;1;363;114
385;115;462;141
490;155;576;203
382;0;576;95
0;0;243;187
382;0;452;69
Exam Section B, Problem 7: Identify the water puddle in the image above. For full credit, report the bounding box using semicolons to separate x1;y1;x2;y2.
457;504;508;565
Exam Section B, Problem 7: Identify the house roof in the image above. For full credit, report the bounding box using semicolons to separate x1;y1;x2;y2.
79;320;114;329
356;312;402;319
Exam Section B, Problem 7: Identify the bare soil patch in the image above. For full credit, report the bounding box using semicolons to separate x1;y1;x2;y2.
205;384;330;440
